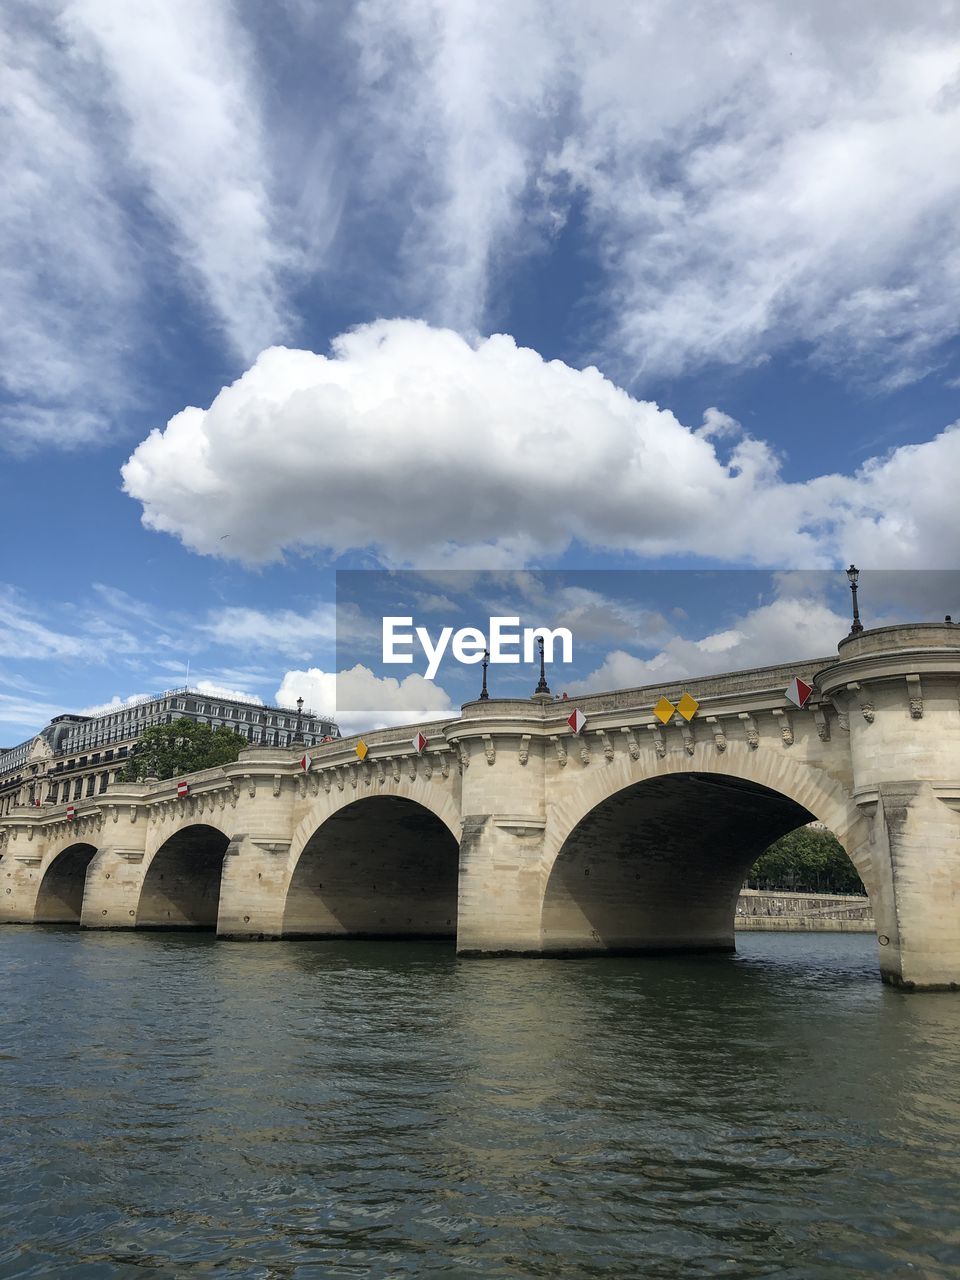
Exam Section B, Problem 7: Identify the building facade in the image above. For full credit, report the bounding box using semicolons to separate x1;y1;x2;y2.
0;689;339;814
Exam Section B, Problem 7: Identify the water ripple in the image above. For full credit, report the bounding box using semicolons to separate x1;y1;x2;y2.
2;929;960;1277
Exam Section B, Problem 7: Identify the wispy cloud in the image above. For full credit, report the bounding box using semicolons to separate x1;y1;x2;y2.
0;5;139;448
61;0;296;359
0;583;336;675
0;586;140;661
349;1;960;386
0;691;69;733
571;595;851;695
199;604;338;661
1;0;314;451
7;0;960;460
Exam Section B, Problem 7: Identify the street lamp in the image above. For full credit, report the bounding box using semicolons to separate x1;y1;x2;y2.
294;696;304;739
846;565;864;635
534;635;551;696
479;649;490;700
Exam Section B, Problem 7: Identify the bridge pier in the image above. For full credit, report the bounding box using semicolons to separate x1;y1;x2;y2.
819;625;960;991
80;844;147;929
869;783;960;990
0;829;47;924
454;719;548;955
218;833;292;939
457;814;545;954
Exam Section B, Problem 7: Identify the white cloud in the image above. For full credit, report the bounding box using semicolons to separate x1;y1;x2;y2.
349;0;563;330
194;680;264;706
78;692;151;716
8;1;960;455
61;0;295;359
200;605;338;661
350;1;960;385
1;0;313;450
123;318;960;569
572;596;850;694
78;680;263;720
0;587;140;661
0;693;68;735
0;9;139;448
276;663;456;734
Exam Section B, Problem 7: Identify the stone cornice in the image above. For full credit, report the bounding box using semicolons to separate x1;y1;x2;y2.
817;648;960;696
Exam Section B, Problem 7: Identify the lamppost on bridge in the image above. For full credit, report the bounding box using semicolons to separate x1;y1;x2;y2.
846;565;864;635
534;635;551;697
294;696;304;740
479;649;490;700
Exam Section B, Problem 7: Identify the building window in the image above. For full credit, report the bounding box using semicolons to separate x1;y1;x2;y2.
99;772;109;793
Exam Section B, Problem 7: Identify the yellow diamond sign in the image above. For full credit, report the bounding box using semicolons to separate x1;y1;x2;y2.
653;697;676;724
355;739;368;760
677;692;699;721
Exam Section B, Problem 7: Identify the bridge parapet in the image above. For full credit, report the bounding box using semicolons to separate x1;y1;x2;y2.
456;658;833;720
836;621;960;658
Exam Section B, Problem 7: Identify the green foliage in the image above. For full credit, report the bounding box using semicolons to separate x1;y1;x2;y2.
748;826;864;894
119;717;249;782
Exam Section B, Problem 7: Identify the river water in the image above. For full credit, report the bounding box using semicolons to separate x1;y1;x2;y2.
2;928;959;1279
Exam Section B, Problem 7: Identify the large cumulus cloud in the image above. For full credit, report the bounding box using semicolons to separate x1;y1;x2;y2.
122;319;960;570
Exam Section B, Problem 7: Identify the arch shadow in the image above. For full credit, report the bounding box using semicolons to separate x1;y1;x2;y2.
137;824;231;930
541;771;865;956
35;842;98;924
283;795;460;940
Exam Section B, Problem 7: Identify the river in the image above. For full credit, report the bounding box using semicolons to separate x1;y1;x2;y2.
2;928;959;1278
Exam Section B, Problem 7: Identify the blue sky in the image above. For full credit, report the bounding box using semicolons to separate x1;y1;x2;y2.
2;1;960;741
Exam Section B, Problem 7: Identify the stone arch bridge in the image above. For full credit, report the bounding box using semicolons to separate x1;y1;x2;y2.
3;624;959;990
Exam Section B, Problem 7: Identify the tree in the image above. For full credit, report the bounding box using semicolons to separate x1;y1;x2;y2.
119;717;249;782
748;826;864;895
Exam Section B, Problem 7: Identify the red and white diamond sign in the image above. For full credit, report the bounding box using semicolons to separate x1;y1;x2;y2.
412;731;427;754
785;677;814;709
567;708;587;735
299;752;312;772
66;804;75;820
177;780;189;798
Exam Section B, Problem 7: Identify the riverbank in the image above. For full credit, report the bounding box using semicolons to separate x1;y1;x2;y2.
736;888;874;932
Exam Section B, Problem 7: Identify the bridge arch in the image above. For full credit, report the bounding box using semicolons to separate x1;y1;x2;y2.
137;823;232;929
540;746;874;956
35;841;98;924
283;785;461;939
